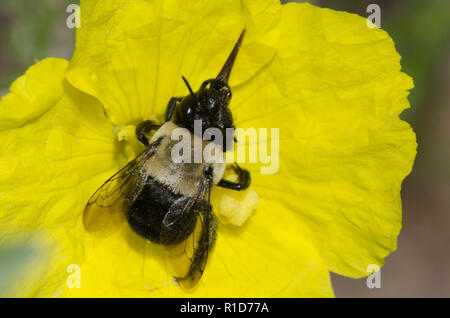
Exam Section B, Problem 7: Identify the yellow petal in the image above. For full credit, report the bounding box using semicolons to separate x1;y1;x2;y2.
67;0;281;125
232;3;416;278
0;58;67;131
0;58;119;296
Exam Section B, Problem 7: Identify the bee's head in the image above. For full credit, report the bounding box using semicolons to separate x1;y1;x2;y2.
172;29;245;151
173;77;234;150
197;78;234;129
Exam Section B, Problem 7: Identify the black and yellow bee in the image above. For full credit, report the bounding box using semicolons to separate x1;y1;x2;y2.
83;30;250;288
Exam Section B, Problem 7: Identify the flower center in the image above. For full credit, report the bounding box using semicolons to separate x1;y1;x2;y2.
211;186;259;227
116;124;142;161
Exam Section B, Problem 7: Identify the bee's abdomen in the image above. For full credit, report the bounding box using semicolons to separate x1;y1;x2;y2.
126;177;183;244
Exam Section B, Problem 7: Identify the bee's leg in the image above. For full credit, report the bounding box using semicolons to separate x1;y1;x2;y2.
217;163;250;191
135;120;161;146
165;97;182;122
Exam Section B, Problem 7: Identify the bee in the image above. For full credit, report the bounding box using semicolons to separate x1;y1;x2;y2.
83;30;250;288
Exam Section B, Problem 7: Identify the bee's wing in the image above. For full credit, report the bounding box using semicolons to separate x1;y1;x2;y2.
177;205;216;289
162;171;216;288
83;138;162;233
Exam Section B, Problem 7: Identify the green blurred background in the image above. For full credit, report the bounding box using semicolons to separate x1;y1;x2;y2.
0;0;449;297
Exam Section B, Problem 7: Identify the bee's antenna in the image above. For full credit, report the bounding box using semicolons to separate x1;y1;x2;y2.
181;76;197;102
217;28;246;83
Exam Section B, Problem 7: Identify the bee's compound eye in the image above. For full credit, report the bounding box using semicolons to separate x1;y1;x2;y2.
220;86;231;99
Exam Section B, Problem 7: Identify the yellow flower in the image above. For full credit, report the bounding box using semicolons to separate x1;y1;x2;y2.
0;0;416;297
